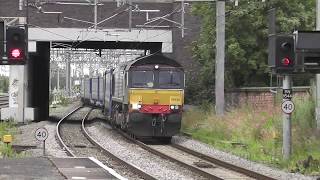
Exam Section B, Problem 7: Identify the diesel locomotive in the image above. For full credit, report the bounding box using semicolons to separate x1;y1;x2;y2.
82;53;185;140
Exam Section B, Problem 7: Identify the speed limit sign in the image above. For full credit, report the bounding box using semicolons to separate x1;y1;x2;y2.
35;128;49;141
281;100;295;114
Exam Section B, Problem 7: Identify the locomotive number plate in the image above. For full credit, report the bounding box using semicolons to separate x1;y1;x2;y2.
170;96;181;104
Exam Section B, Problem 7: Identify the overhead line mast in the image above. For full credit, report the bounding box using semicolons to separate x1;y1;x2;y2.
316;0;320;130
214;0;266;115
215;0;225;116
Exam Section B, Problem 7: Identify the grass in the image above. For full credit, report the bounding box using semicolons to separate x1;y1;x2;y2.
0;121;22;158
182;96;320;175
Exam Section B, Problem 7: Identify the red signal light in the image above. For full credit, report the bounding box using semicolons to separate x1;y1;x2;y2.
282;57;291;66
10;49;22;59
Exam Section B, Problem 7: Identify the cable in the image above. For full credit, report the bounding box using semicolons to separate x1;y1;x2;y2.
28;2;181;54
71;6;130;48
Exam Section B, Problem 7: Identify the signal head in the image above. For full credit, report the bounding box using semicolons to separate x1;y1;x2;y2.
6;26;26;64
10;48;22;59
273;35;295;72
281;57;291;66
281;42;292;51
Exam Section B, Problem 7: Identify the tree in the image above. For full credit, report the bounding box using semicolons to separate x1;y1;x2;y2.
189;0;315;104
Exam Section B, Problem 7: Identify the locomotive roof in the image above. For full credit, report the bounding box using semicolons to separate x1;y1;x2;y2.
124;53;182;71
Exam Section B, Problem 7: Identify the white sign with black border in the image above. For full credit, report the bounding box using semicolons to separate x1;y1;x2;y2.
35;127;49;141
281;100;295;114
283;89;293;100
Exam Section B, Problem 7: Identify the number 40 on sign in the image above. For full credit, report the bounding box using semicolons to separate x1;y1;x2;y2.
35;128;48;141
281;100;295;114
35;127;48;156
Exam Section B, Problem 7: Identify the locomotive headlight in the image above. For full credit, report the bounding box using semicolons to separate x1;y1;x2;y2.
174;105;179;110
132;103;142;110
155;65;159;69
170;105;175;110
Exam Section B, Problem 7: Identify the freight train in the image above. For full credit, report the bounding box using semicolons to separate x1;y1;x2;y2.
81;53;185;141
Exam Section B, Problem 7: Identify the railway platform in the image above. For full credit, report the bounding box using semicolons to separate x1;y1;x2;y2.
0;157;125;180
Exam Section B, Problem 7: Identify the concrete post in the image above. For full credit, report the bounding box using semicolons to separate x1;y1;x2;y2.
283;75;292;160
7;65;28;123
57;68;60;90
317;0;320;30
89;61;93;78
49;68;51;93
129;0;132;31
316;74;320;129
8;67;22;108
215;0;225;116
316;0;320;129
181;0;185;38
94;0;98;30
66;55;71;96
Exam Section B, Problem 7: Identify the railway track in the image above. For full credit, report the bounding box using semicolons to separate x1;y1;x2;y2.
0;93;9;108
56;106;157;180
57;106;276;179
119;131;276;180
171;143;276;180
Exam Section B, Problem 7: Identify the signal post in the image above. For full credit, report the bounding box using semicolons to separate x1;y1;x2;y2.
0;19;31;123
282;76;293;159
269;29;320;159
269;34;295;160
267;8;320;159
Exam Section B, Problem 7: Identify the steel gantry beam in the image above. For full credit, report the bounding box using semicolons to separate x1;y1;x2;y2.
50;48;143;64
49;48;144;94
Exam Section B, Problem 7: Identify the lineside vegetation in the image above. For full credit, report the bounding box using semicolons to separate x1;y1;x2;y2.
0;121;21;158
182;96;320;175
187;0;315;104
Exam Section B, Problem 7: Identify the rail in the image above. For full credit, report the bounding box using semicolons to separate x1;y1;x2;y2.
172;143;276;180
55;106;82;157
56;106;157;180
81;114;157;180
118;130;275;180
